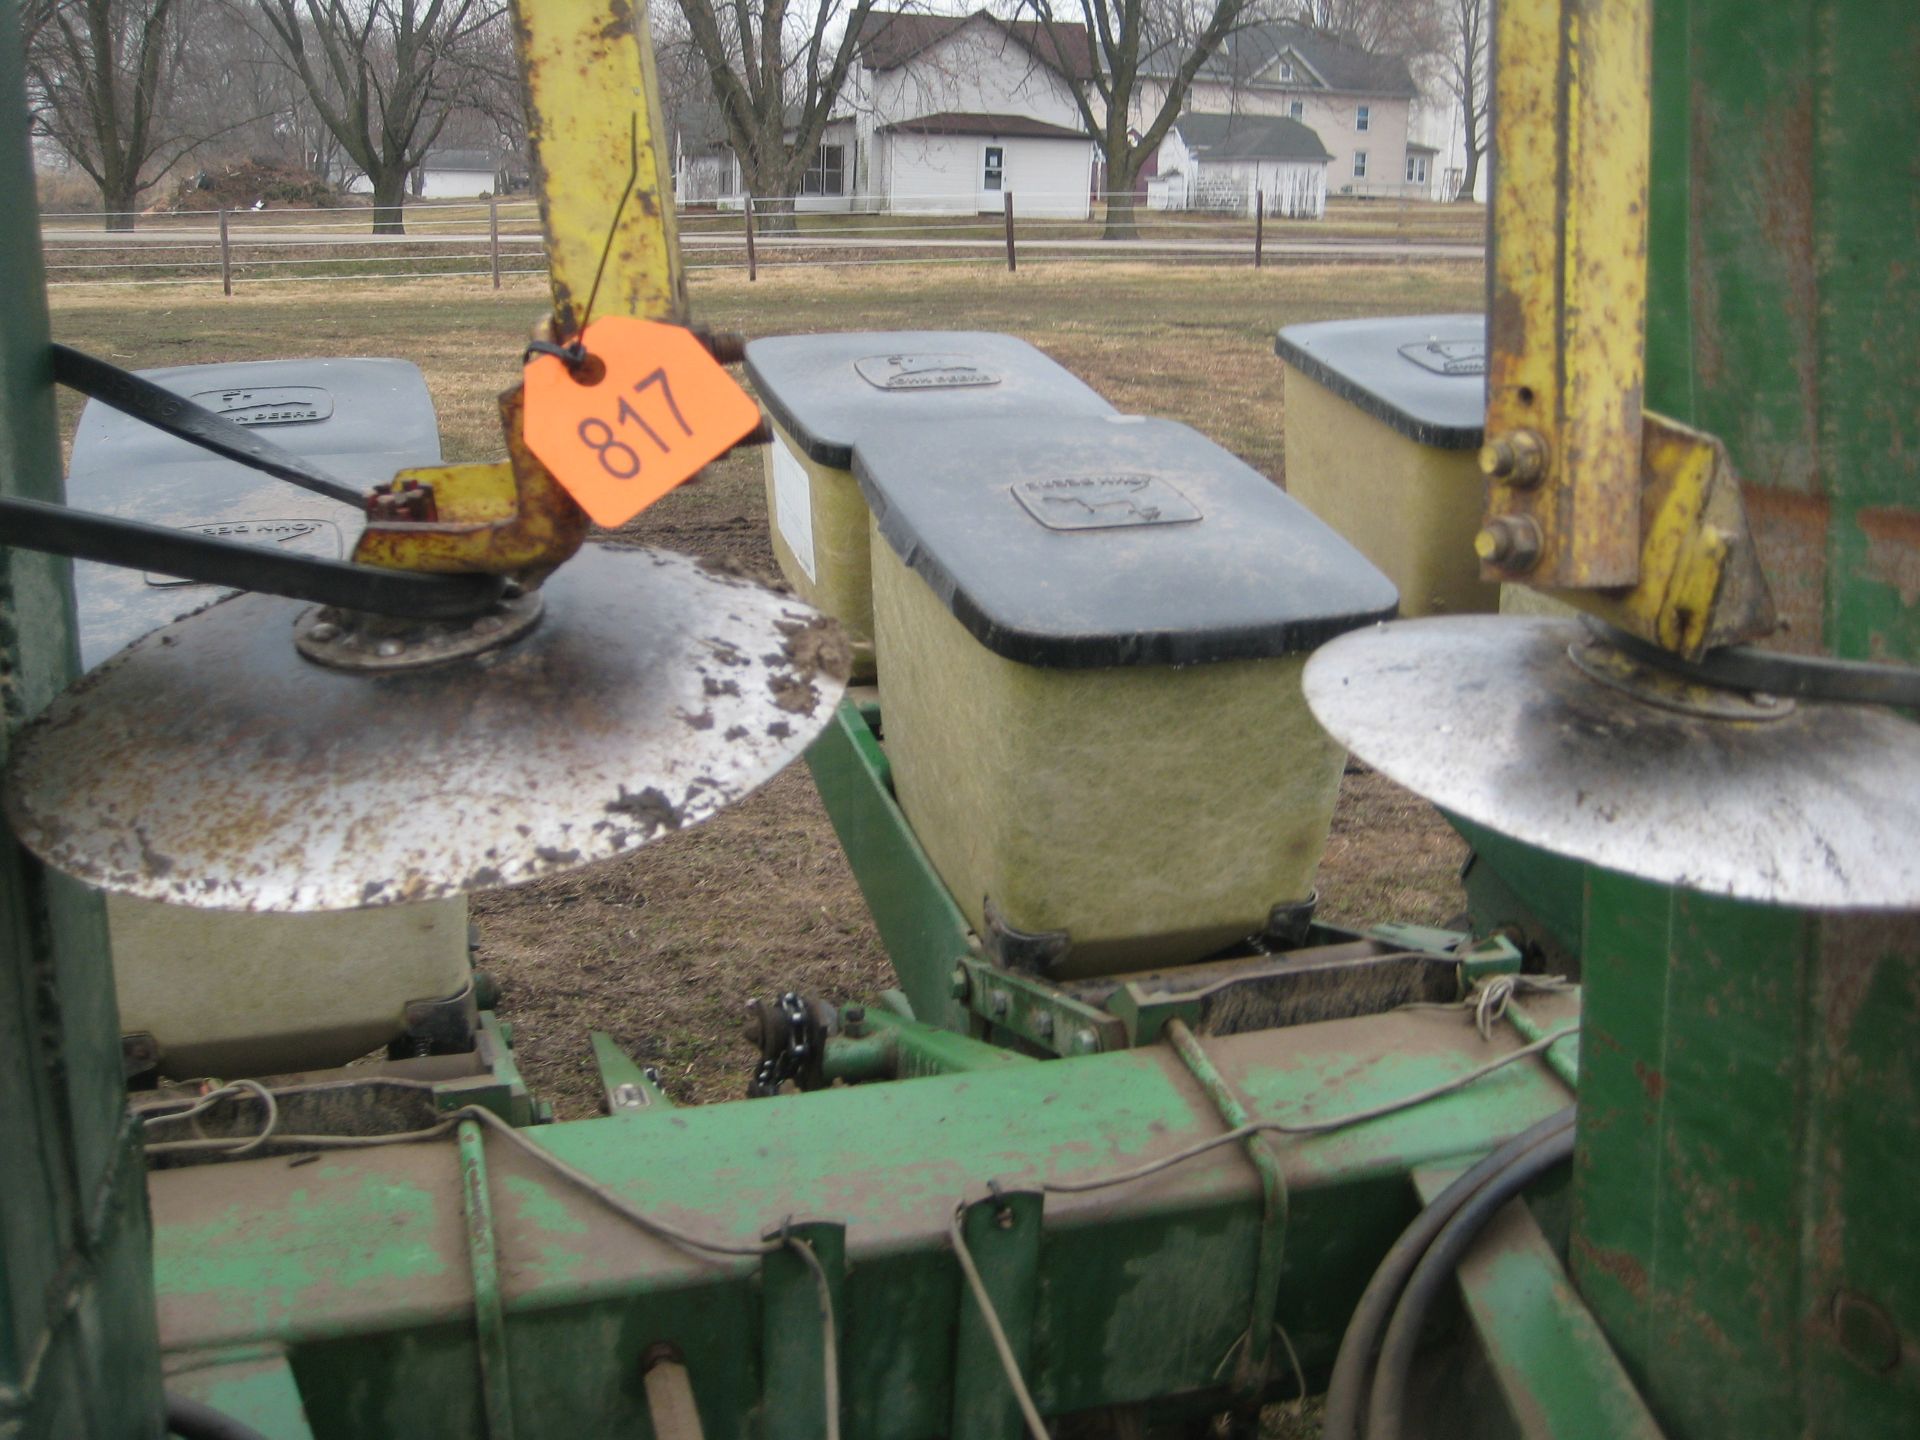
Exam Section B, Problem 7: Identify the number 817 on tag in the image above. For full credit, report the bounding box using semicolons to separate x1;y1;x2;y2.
522;316;763;529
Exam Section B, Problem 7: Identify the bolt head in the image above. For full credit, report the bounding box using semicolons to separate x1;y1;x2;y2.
1072;1030;1099;1055
1475;514;1544;572
1479;428;1548;486
1033;1011;1055;1037
949;967;970;1000
307;621;340;643
375;639;406;658
989;989;1010;1017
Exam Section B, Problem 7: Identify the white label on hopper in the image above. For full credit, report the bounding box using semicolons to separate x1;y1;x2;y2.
772;434;817;583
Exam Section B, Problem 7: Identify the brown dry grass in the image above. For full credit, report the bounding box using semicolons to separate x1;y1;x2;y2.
49;260;1476;1116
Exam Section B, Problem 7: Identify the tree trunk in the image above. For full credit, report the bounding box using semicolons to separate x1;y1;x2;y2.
102;175;141;231
753;193;797;236
369;167;408;234
1102;185;1141;241
1455;147;1482;203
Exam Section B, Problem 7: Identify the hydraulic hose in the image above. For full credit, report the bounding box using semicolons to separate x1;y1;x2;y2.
1362;1124;1579;1440
1321;1106;1576;1440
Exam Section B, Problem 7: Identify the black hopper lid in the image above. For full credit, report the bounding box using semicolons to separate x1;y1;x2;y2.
743;331;1114;470
854;414;1398;669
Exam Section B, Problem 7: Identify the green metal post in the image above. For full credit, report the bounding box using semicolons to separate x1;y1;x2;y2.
0;2;164;1434
1566;3;1920;1435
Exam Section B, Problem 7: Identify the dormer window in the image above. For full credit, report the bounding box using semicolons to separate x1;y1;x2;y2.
1279;60;1295;81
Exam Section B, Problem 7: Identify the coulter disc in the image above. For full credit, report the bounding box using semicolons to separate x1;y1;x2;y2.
1303;615;1920;909
3;544;850;912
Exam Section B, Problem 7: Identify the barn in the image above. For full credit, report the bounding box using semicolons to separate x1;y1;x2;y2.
1148;113;1330;219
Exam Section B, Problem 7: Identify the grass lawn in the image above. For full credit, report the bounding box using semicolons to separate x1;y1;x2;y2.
48;258;1482;1116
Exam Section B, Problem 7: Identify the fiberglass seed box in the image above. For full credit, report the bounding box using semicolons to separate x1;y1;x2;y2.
743;332;1116;678
66;358;473;1077
854;413;1398;978
1274;314;1500;618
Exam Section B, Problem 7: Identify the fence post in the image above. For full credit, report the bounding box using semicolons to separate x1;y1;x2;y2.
489;194;501;289
218;209;232;296
1003;191;1016;273
744;195;758;281
1254;190;1264;269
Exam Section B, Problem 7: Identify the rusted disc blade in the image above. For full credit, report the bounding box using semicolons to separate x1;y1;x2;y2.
1303;615;1920;909
3;544;849;912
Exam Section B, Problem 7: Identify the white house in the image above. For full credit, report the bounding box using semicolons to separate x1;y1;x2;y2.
1133;23;1428;200
1149;113;1330;218
678;10;1097;219
840;10;1097;218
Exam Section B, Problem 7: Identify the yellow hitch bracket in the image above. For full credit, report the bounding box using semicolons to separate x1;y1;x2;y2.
1530;412;1778;661
351;388;591;587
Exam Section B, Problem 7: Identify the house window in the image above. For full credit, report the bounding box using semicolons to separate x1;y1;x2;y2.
1357;105;1370;132
1353;150;1368;179
983;145;1005;191
802;143;845;196
1406;153;1429;184
1279;60;1294;81
1289;100;1304;120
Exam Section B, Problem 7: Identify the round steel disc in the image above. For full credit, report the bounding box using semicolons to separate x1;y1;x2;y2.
3;544;850;912
1303;616;1920;909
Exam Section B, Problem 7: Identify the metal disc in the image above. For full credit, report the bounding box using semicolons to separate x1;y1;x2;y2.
1303;616;1920;909
3;544;850;912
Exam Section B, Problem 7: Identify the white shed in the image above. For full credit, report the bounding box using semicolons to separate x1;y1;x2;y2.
1151;113;1330;219
876;112;1092;218
413;149;498;199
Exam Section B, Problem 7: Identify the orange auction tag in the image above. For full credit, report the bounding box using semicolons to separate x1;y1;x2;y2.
521;316;761;528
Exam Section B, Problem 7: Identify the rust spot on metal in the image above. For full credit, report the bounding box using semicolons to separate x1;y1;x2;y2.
1743;487;1830;653
1632;1060;1665;1101
1857;506;1920;607
1572;1235;1651;1300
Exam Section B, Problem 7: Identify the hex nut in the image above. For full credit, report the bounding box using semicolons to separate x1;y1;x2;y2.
1479;428;1549;487
1474;514;1544;572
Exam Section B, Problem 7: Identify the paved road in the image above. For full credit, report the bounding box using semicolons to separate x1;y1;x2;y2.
43;225;1481;264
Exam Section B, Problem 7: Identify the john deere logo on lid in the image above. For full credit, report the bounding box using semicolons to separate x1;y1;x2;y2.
143;518;343;588
853;354;1002;391
1396;338;1485;377
189;384;333;426
1012;475;1203;532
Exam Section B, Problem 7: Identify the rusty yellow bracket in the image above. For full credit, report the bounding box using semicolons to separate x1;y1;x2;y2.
349;0;686;583
1479;0;1774;659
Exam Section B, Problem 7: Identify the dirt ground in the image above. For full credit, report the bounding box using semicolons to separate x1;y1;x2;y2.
50;260;1476;1119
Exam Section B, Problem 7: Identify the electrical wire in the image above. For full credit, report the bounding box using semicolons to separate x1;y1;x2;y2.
1363;1126;1578;1440
1041;1025;1578;1195
947;1204;1050;1440
1319;1107;1576;1440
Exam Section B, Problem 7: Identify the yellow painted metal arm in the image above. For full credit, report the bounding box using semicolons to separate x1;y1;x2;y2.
1480;0;1775;660
350;0;689;584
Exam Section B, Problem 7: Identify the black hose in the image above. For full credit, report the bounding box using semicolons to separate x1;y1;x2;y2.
1321;1106;1576;1440
1362;1124;1579;1440
164;1390;275;1440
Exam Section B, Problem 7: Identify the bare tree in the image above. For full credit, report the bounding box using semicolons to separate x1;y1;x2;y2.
251;0;503;232
1287;0;1442;58
1018;0;1259;240
1436;0;1483;200
25;0;202;226
672;0;882;233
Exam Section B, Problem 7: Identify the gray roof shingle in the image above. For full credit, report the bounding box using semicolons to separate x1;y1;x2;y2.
1173;112;1331;163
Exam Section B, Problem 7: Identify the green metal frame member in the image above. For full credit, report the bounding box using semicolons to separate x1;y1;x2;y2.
145;1001;1583;1437
0;0;166;1433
